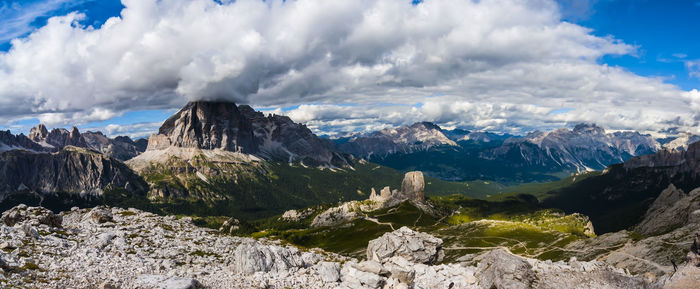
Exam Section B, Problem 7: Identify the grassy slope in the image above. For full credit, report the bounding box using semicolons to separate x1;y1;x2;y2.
245;195;594;262
131;157;514;220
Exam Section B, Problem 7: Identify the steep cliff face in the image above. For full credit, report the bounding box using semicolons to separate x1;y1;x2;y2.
152;101;258;153
81;131;145;161
623;141;700;176
0;147;148;201
634;184;700;236
542;140;700;233
238;105;350;167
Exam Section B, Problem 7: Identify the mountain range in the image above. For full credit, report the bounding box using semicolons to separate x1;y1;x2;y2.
336;121;694;183
1;124;146;161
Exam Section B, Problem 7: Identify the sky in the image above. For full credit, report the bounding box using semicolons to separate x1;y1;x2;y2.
0;0;698;139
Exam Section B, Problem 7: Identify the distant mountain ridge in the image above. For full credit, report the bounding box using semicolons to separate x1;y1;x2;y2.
336;122;693;182
484;123;660;171
0;124;146;161
338;122;458;159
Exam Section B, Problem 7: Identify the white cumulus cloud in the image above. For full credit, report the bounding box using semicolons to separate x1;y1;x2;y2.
0;0;696;136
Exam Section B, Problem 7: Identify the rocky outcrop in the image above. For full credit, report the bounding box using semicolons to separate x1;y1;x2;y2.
635;184;700;236
143;101;351;168
1;204;62;227
624;140;700;174
344;226;648;289
310;202;361;227
232;239;311;275
280;208;315;222
0;146;148;200
29;124;88;149
312;172;431;227
366;227;444;265
218;218;240;234
400;171;425;201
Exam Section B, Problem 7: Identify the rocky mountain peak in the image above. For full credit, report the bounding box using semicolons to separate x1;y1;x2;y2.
154;101;258;153
142;100;350;168
69;126;80;138
28;124;49;141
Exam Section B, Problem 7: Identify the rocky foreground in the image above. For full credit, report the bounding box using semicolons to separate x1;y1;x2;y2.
0;205;697;289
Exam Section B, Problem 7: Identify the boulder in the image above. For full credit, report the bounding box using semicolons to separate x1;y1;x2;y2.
87;207;114;224
476;249;535;289
1;204;62;227
383;257;415;285
316;261;341;283
340;262;385;289
232;240;306;275
366;226;444;265
400;171;425;201
218;218;240;234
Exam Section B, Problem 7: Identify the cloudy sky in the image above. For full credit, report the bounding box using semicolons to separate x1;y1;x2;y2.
0;0;698;138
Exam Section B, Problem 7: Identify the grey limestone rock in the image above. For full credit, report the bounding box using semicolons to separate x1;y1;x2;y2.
635;184;700;236
232;240;307;275
400;171;425;201
366;226;444;265
316;261;341;283
87;207;114;224
1;204;62;227
476;249;536;289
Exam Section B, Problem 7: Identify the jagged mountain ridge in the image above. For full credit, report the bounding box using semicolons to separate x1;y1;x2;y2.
337;122;673;182
484;123;660;172
338;122;458;159
0;124;146;161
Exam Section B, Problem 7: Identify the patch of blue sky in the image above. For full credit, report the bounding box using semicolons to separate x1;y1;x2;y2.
78;109;173;129
559;0;700;91
0;0;123;51
548;108;575;115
